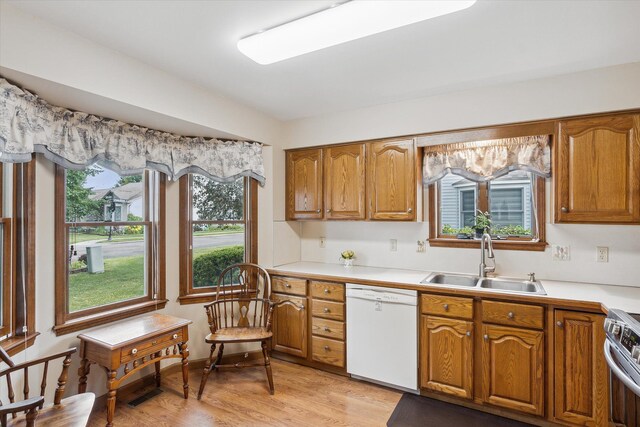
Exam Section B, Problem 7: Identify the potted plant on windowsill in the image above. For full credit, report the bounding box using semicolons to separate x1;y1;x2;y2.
340;250;356;267
474;210;492;238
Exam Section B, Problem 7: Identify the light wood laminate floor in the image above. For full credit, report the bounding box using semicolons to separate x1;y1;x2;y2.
88;359;402;426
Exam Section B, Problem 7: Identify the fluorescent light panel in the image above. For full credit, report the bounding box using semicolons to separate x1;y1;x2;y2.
237;0;476;65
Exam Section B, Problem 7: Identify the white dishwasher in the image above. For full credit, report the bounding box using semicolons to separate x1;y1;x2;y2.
346;283;418;392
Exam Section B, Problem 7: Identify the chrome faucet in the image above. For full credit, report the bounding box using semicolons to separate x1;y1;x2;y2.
479;233;495;278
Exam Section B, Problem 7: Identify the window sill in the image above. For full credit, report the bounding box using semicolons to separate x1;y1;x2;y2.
1;332;40;357
53;299;168;336
428;238;548;252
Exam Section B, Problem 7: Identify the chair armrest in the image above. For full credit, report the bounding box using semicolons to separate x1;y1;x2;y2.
0;396;44;416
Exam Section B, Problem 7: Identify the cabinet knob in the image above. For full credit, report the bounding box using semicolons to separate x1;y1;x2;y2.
556;321;563;328
326;209;332;213
466;331;472;337
561;207;568;213
316;209;321;213
443;304;449;311
324;345;330;351
172;334;178;340
152;341;157;345
323;308;330;313
285;283;291;288
483;334;489;340
507;312;514;319
324;288;330;294
324;327;331;332
408;208;413;213
131;348;138;355
300;304;305;310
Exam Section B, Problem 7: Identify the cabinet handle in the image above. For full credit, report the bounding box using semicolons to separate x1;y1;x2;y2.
483;334;489;340
556;321;563;328
466;331;472;337
324;288;330;294
443;304;449;311
316;209;321;213
326;209;332;213
131;348;138;355
173;334;178;340
324;345;330;351
323;308;330;313
324;327;331;332
408;208;413;213
561;207;568;213
507;312;514;319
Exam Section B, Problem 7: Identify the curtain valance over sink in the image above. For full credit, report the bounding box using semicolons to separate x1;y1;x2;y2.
0;77;266;185
422;135;551;184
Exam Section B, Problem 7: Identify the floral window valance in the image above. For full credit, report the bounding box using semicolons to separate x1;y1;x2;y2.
0;77;265;185
422;135;551;184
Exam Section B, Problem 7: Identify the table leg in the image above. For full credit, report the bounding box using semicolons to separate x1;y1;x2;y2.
179;342;189;399
106;369;117;427
154;360;161;387
78;358;90;393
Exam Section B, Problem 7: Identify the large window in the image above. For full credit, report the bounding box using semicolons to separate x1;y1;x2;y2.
54;165;166;335
179;175;257;304
0;160;37;356
430;170;545;251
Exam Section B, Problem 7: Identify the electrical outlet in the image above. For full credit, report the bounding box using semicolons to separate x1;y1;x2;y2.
552;245;570;261
320;236;326;248
416;240;426;253
390;239;397;252
597;246;609;262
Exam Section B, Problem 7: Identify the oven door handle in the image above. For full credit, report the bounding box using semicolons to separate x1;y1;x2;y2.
604;340;640;397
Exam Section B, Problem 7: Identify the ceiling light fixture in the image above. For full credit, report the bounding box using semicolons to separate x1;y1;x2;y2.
237;0;476;65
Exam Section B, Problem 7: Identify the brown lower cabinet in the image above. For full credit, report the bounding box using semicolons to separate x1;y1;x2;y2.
271;292;307;358
481;324;545;416
553;310;608;426
420;315;474;399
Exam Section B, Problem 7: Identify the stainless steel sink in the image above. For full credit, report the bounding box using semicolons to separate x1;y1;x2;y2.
420;272;547;295
477;277;546;295
421;273;479;287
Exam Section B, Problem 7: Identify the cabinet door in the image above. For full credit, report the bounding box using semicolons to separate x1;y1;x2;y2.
286;148;323;220
556;114;640;223
324;144;366;220
420;316;474;399
554;310;608;426
271;293;307;358
367;139;416;220
481;324;544;416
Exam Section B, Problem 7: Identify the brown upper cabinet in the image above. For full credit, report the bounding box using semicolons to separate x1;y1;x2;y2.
286;148;324;220
367;139;417;220
555;113;640;224
286;139;419;221
324;144;366;220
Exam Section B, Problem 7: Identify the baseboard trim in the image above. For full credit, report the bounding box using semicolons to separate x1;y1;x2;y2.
91;350;263;412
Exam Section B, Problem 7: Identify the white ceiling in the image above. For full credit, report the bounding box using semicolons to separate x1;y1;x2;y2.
6;0;640;122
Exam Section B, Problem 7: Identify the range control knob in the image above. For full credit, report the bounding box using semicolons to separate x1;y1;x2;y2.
632;345;640;364
605;319;622;336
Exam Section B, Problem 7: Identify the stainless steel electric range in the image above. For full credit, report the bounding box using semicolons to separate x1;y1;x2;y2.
604;309;640;397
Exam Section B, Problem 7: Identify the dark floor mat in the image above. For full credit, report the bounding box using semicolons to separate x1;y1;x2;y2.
387;393;534;427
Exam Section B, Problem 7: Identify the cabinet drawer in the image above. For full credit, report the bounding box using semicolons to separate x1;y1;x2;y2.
482;300;544;329
421;294;473;320
312;336;345;367
312;317;345;341
272;276;306;296
310;281;345;302
121;330;183;364
312;300;344;321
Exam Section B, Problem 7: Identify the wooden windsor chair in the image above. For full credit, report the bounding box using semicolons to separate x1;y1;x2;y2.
0;346;95;427
197;263;302;398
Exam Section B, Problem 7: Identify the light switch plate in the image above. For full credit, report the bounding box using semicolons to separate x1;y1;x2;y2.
552;245;570;261
390;239;397;252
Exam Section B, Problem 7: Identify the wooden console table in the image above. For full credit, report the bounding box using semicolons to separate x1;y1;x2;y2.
77;314;192;427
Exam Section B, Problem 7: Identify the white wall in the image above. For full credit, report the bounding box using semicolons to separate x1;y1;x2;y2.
281;62;640;288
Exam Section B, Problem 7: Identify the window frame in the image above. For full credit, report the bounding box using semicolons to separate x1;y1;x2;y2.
53;165;167;336
178;175;258;305
0;159;38;356
428;176;547;251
